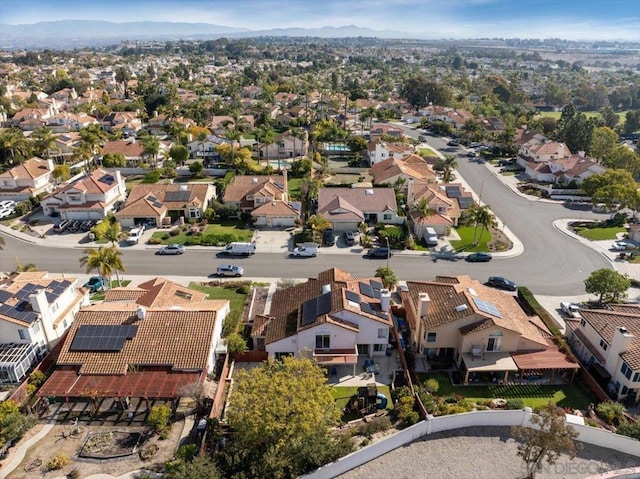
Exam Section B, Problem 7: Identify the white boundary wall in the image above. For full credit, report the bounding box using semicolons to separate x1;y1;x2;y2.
302;408;640;479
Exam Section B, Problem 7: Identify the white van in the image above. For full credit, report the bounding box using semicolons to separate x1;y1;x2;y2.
292;245;318;257
560;302;581;318
425;227;438;246
219;242;256;256
126;227;144;245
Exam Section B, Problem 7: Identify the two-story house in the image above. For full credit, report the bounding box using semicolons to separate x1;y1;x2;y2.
401;275;579;385
222;174;288;216
252;268;393;377
366;138;412;166
37;278;229;403
101;139;145;166
370;154;438;187
258;131;308;160
40;168;127;220
407;181;474;237
102;112;142;136
566;304;640;401
317;186;403;232
0;272;89;383
0;157;55;202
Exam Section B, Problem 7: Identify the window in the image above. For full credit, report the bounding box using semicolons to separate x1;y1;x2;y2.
373;344;386;352
63;319;68;329
427;333;436;343
621;362;632;380
51;303;59;313
378;328;387;339
315;335;330;349
18;329;28;340
622;385;629;395
599;339;608;351
634;372;640;383
580;318;586;327
32;322;41;334
383;214;392;221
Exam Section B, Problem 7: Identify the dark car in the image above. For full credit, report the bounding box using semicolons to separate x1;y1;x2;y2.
465;252;492;263
447;139;460;147
83;276;104;292
366;247;392;259
322;228;335;246
344;231;356;246
486;276;517;291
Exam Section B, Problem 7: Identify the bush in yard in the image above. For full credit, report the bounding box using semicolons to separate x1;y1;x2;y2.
147;404;172;433
396;395;419;426
617;420;640;440
142;169;162;184
47;453;70;470
148;237;162;245
15;201;32;216
28;370;47;387
237;284;251;294
391;386;412;403
226;332;247;353
596;401;626;424
357;416;392;438
176;444;197;461
184;236;201;246
161;233;170;240
506;398;524;410
422;378;439;394
169;228;181;236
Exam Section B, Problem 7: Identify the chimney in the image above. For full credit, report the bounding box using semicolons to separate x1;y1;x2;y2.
179;185;187;191
380;289;391;313
607;326;633;367
137;306;146;320
321;284;331;294
418;292;430;317
130;137;136;144
46;159;55;172
29;289;48;314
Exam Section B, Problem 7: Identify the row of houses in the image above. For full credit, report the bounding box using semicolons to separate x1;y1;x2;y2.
4;267;636;405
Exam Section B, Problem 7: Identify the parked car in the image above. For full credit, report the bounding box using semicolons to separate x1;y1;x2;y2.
447;139;460;146
156;244;185;255
466;252;492;262
322;228;336;246
560;302;581;318
365;247;392;259
83;276;105;292
611;241;631;251
344;231;356;246
215;264;244;277
466;151;477;158
291;246;318;257
0;200;16;210
126;227;144;245
0;208;14;219
218;242;256;256
486;276;517;291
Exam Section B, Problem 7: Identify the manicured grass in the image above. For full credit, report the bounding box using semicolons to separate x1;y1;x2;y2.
450;226;491;252
535;110;628;121
151;222;254;245
188;282;248;314
331;385;393;413
418;148;439;158
288;177;304;200
173;176;214;183
574;226;626;241
418;372;596;410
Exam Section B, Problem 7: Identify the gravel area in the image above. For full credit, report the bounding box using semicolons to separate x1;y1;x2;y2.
339;427;640;479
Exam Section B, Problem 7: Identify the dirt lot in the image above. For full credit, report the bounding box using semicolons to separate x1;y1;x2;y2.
3;420;185;479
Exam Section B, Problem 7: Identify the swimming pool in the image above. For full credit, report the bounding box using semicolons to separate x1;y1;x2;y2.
322;143;350;153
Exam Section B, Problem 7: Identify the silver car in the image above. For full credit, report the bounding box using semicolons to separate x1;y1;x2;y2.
156;244;185;255
216;264;244;277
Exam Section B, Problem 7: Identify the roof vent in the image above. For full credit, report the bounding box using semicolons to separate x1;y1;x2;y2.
468;288;477;297
620;327;628;334
321;284;332;294
136;306;146;319
454;304;468;313
252;177;258;183
365;189;374;195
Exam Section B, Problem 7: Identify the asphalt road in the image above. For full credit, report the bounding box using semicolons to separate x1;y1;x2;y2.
0;129;612;295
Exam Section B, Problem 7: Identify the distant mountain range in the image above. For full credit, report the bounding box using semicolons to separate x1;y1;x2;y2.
0;20;410;50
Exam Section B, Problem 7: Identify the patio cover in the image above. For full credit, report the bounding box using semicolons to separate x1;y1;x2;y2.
38;369;202;399
313;348;358;365
462;351;518;372
511;349;579;370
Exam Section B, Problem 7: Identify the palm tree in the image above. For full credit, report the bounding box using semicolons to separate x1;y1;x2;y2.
225;127;242;168
375;266;398;291
256;125;276;167
14;258;38;272
414;198;434;218
80;246;125;290
469;204;497;246
31;127;59;160
440;154;458;183
141;135;161;169
0;128;31;164
306;214;331;243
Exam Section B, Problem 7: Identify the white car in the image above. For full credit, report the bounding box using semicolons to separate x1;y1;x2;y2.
0;200;16;210
0;207;14;219
611;241;630;251
292;246;318;257
156;244;185;255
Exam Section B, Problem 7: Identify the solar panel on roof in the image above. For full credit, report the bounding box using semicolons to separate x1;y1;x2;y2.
445;186;461;197
70;324;138;351
359;282;375;298
301;298;317;327
99;174;115;185
360;302;375;315
472;297;502;318
0;290;11;302
370;280;383;290
317;291;332;315
165;190;191;202
458;197;474;209
345;290;360;303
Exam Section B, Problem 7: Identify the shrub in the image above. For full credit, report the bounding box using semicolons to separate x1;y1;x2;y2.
617;420;640;440
237;284;251;294
169;228;181;237
28;370;47;387
15;201;33;216
47;453;70;471
142;169;162;184
506;399;524;410
357;416;392;438
391;386;412;403
596;401;626;424
67;469;80;479
422;378;439;394
148;237;162;245
147;404;172;433
396;395;418;426
139;444;159;461
176;444;197;461
226;333;247;353
183;236;201;246
161;233;170;240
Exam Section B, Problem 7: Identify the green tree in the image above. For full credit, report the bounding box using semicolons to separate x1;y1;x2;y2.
0;128;31;163
511;403;581;479
439;154;458;183
168;144;189;165
52;164;71;183
590;126;618;163
623;110;640;135
584;268;631;304
307;214;331;243
401;76;452;109
347;135;367;152
147;403;172;433
115;66;131;99
189;161;204;177
164;455;221;479
225;332;247;354
31;127;59;159
468;204;497;246
582;169;638;210
141;135;161;168
224;357;346;478
101;153;126;168
375;266;398;290
79;246;125;289
0;400;37;447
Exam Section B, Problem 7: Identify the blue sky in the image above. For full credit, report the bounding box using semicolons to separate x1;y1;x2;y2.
1;0;639;40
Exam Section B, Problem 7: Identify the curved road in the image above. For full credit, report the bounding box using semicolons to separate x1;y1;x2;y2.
0;132;611;296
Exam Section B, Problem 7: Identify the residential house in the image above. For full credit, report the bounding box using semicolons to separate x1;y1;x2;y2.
222;174;288;216
252;268;393;376
366;138;412;166
566;304;640;401
0;272;89;383
258;131;308;160
517;137;570;167
523;151;605;185
116;183;215;228
209;115;255;135
53;132;82;161
102;111;142;137
40;169;126;220
187;135;232;163
101;139;145;167
37;278;229;402
45;112;98;133
0;157;55;202
317;186;403;232
10;106;56;130
251;200;299;227
402;275;579;385
407;181;473;237
147;113;194;136
370;154;437;187
479;116;506;134
370;124;405;141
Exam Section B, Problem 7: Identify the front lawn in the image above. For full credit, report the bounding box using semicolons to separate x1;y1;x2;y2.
288;177;304;200
574;226;626;241
418;148;439;158
151;222;254;245
188;282;248;314
450;226;491;252
418;372;596;410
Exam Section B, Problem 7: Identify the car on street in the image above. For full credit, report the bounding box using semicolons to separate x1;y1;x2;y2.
291;246;318;257
156;244;185;255
465;252;492;262
466;151;477;158
447;139;460;146
486;276;517;291
83;276;105;292
560;302;581;318
365;247;392;259
215;264;244;277
611;241;631;251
